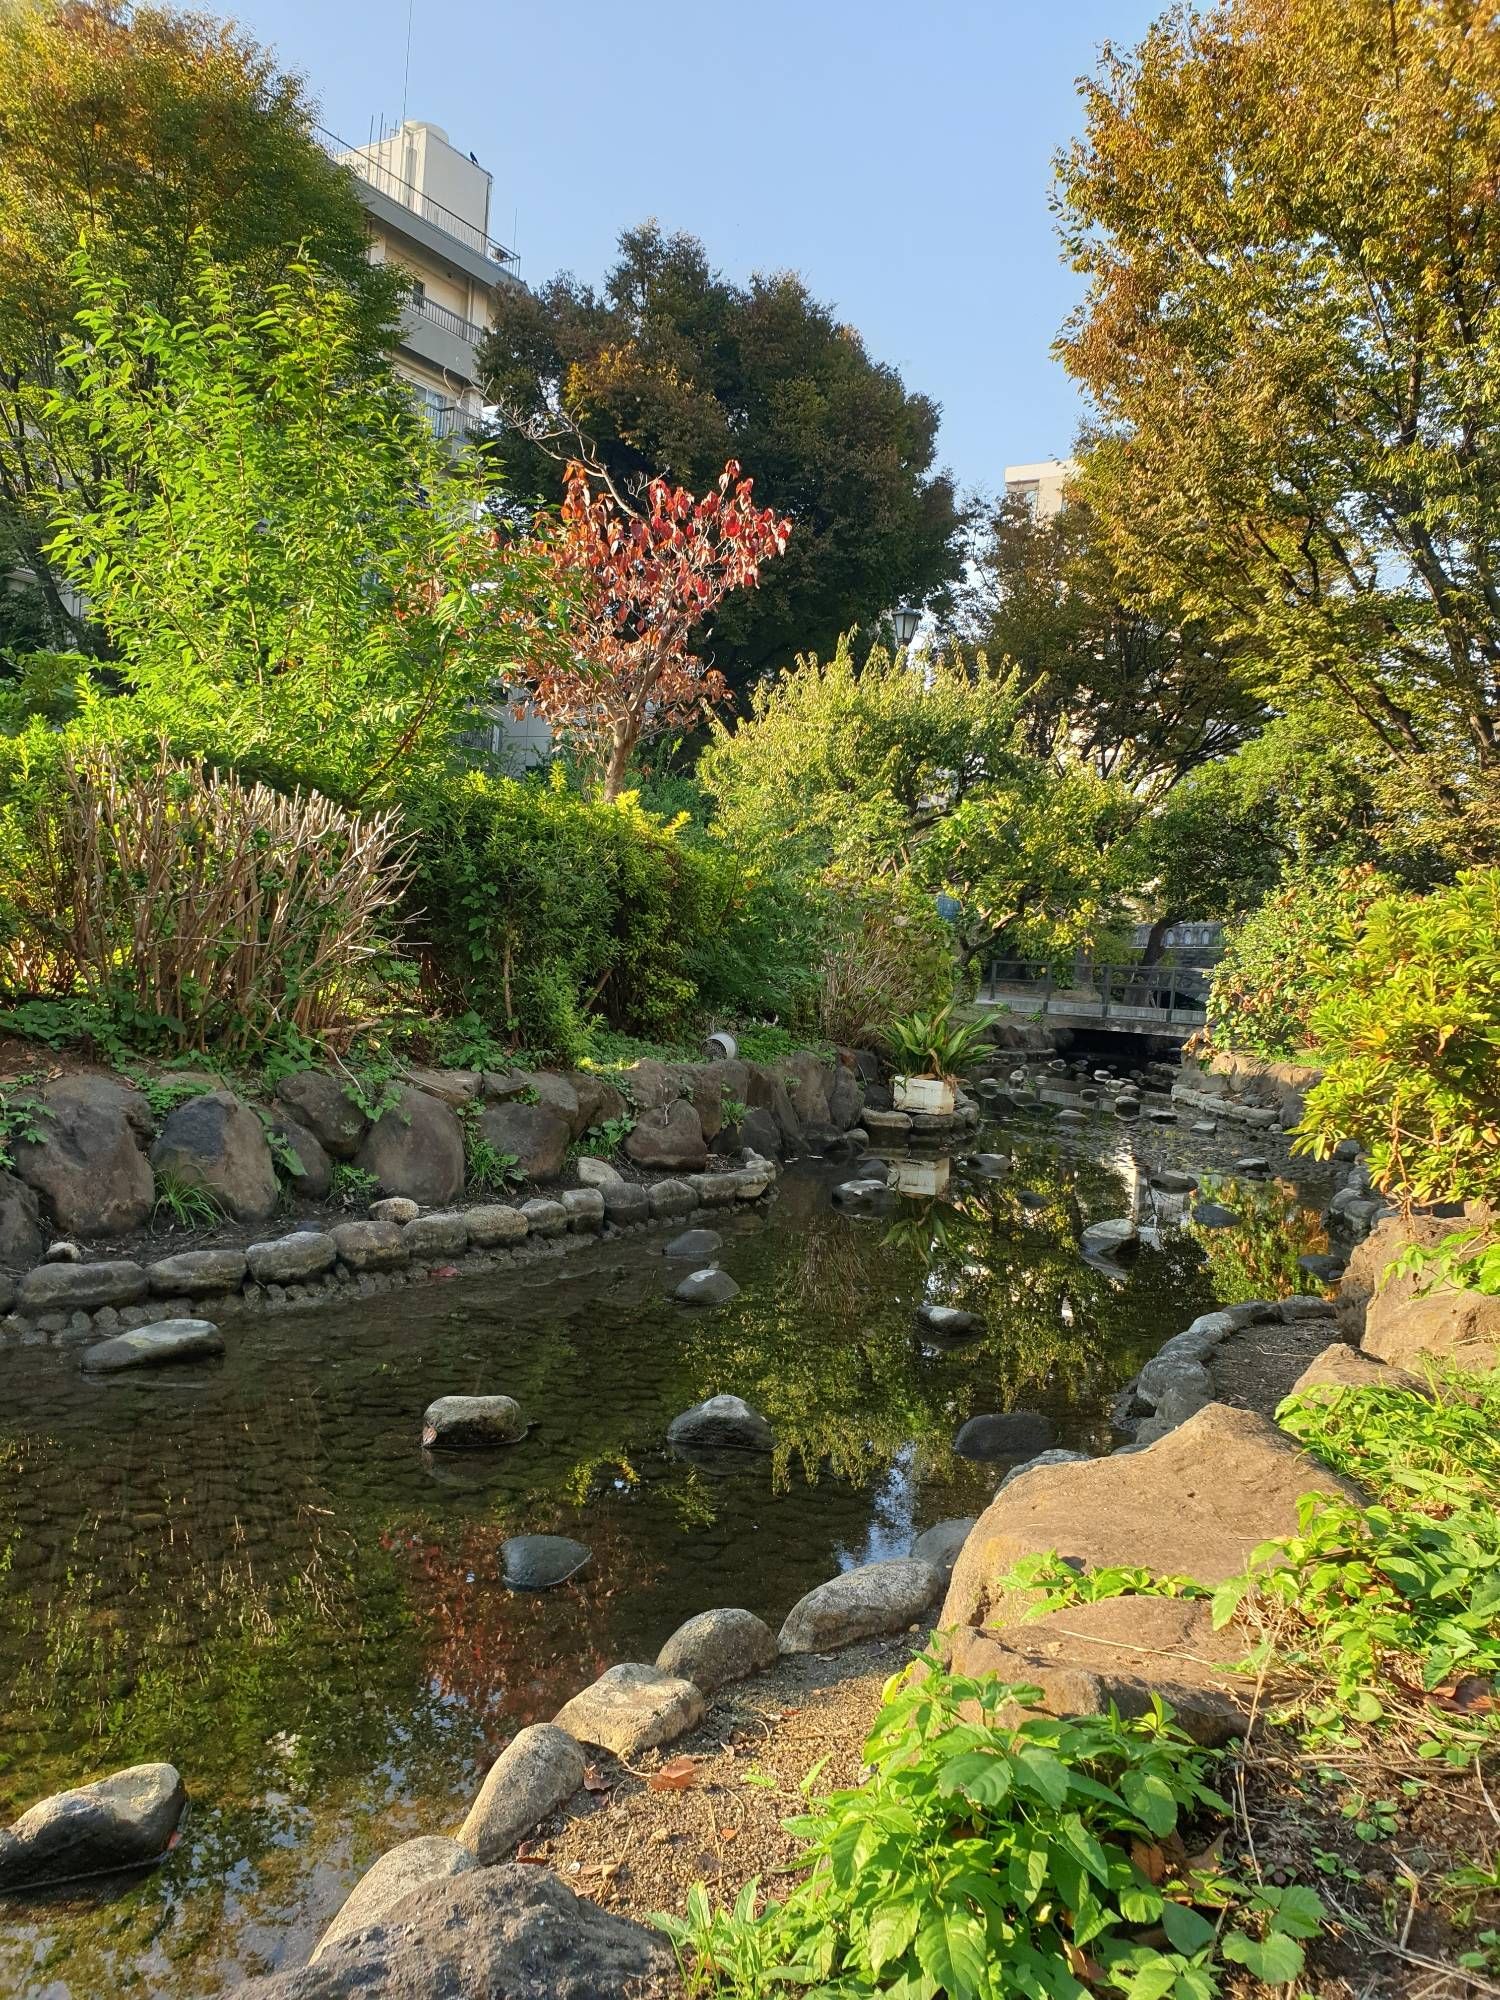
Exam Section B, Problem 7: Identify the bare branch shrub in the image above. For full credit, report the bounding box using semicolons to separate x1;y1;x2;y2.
12;741;411;1051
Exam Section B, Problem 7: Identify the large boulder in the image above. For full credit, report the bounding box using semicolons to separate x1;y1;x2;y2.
12;1076;153;1237
552;1663;705;1759
0;1762;185;1889
566;1071;627;1134
237;1864;674;2000
274;1072;369;1161
827;1066;865;1131
780;1558;943;1653
311;1837;475;1962
948;1597;1251;1747
527;1071;584;1136
0;1168;45;1265
942;1402;1363;1637
355;1087;464;1206
1361;1288;1500;1374
475;1101;571;1184
781;1050;832;1125
625;1099;707;1172
264;1114;332;1201
457;1725;586;1865
150;1091;277;1224
1286;1342;1431;1401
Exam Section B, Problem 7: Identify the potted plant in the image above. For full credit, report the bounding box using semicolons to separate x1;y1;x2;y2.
887;1003;993;1115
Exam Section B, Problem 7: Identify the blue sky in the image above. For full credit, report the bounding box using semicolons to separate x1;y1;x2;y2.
231;0;1162;501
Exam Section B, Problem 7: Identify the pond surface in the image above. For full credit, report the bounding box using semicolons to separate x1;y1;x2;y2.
0;1120;1333;1997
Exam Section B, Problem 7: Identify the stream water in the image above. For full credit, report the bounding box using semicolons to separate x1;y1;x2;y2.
0;1116;1335;1997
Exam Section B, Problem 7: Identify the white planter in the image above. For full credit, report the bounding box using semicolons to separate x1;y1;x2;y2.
895;1155;951;1198
893;1074;955;1115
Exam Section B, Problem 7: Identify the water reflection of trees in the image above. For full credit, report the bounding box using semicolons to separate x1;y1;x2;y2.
1188;1175;1330;1302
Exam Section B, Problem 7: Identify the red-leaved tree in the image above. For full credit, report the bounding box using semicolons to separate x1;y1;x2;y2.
525;460;791;799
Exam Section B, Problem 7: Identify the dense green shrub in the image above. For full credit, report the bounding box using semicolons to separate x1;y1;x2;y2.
657;1657;1323;1997
1205;865;1386;1060
1296;868;1500;1207
404;772;817;1058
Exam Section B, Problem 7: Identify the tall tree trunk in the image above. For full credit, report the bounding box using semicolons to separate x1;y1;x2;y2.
600;717;635;802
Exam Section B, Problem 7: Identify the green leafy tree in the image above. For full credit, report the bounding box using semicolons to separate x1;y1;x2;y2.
42;240;552;804
0;0;396;652
478;223;965;686
1056;0;1500;858
957;492;1262;797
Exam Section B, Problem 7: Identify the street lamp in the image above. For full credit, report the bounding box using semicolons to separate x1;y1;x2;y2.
891;605;921;649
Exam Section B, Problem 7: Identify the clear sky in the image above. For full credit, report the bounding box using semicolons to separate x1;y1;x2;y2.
227;0;1162;503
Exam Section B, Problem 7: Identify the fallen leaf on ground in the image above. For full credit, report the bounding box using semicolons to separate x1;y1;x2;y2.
648;1755;699;1792
583;1764;611;1792
513;1842;547;1864
1131;1841;1167;1883
719;1827;739;1842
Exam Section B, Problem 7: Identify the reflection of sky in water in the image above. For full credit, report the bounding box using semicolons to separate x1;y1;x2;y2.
0;1124;1335;1998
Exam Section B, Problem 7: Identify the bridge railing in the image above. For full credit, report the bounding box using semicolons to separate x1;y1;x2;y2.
980;958;1214;1029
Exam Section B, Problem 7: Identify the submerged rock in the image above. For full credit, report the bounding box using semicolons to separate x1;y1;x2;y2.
500;1535;592;1591
666;1395;773;1455
916;1303;980;1336
1192;1200;1239;1229
664;1228;721;1261
953;1411;1056;1462
1080;1218;1139;1259
0;1763;185;1890
82;1318;223;1374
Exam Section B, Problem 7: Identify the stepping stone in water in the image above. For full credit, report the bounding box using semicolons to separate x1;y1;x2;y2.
664;1228;722;1260
954;1411;1056;1462
499;1535;592;1591
674;1267;740;1306
81;1319;223;1373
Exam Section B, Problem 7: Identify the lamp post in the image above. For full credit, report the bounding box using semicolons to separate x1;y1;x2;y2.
891;605;921;650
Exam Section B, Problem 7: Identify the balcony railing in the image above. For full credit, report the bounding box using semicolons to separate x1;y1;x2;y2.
409;293;488;347
319;127;517;267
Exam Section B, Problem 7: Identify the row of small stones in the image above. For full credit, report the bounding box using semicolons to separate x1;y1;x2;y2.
1115;1293;1341;1446
0;1168;768;1349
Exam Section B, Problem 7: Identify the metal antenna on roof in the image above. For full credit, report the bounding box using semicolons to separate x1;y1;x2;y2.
400;0;414;125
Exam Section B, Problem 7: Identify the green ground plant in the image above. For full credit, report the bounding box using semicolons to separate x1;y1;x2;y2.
655;1656;1323;1999
0;1081;48;1171
152;1169;222;1229
328;1164;378;1208
887;1001;993;1079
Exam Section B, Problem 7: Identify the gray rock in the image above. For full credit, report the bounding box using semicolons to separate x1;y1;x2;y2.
553;1663;705;1759
999;1448;1089;1491
1298;1253;1346;1284
625;1100;707;1173
82;1317;223;1373
480;1069;539;1103
500;1535;592;1590
827;1067;864;1130
18;1259;148;1313
779;1558;943;1653
237;1864;673;2000
464;1203;528;1247
457;1726;586;1864
150;1091;277;1224
44;1237;83;1262
0;1762;185;1889
356;1088;465;1207
733;1158;776;1199
1193;1201;1239;1229
311;1837;476;1962
1113;1097;1142;1120
832;1177;892;1207
13;1076;154;1237
422;1395;525;1449
1282;1294;1339;1322
402;1067;481;1108
1056;1108;1088;1127
145;1248;247;1298
265;1114;333;1201
656;1607;778;1692
967;1152;1011;1178
675;1267;740;1306
687;1171;739;1209
0;1170;45;1266
911;1518;976;1579
402;1211;468;1258
245;1231;338;1284
954;1411;1056;1461
274;1072;369;1160
1081;1218;1139;1259
601;1181;651;1226
1234;1157;1272;1178
476;1101;572;1184
331;1221;408;1272
561;1188;605;1231
646;1177;697;1218
1138;1354;1214;1411
1150;1171;1199;1196
519;1197;567;1237
917;1303;979;1335
667;1394;773;1454
370;1196;420;1224
665;1228;722;1260
739;1107;783;1160
575;1156;622;1188
517;1071;580;1133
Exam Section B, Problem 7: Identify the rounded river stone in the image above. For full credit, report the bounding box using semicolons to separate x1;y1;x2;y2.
500;1534;592;1591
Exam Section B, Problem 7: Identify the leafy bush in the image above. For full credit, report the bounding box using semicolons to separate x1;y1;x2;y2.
1205;865;1386;1060
815;875;955;1048
2;741;409;1054
1295;869;1500;1207
656;1657;1323;1998
404;771;817;1059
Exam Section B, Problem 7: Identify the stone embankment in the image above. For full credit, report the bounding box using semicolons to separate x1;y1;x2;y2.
0;1047;864;1349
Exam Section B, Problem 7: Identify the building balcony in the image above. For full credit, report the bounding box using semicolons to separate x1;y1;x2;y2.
398;293;488;385
320;127;521;295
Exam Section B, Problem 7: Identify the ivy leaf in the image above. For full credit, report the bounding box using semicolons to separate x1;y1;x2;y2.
1222;1929;1306;1984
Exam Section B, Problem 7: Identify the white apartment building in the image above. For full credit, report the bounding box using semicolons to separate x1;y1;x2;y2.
1003;458;1077;522
325;118;520;437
